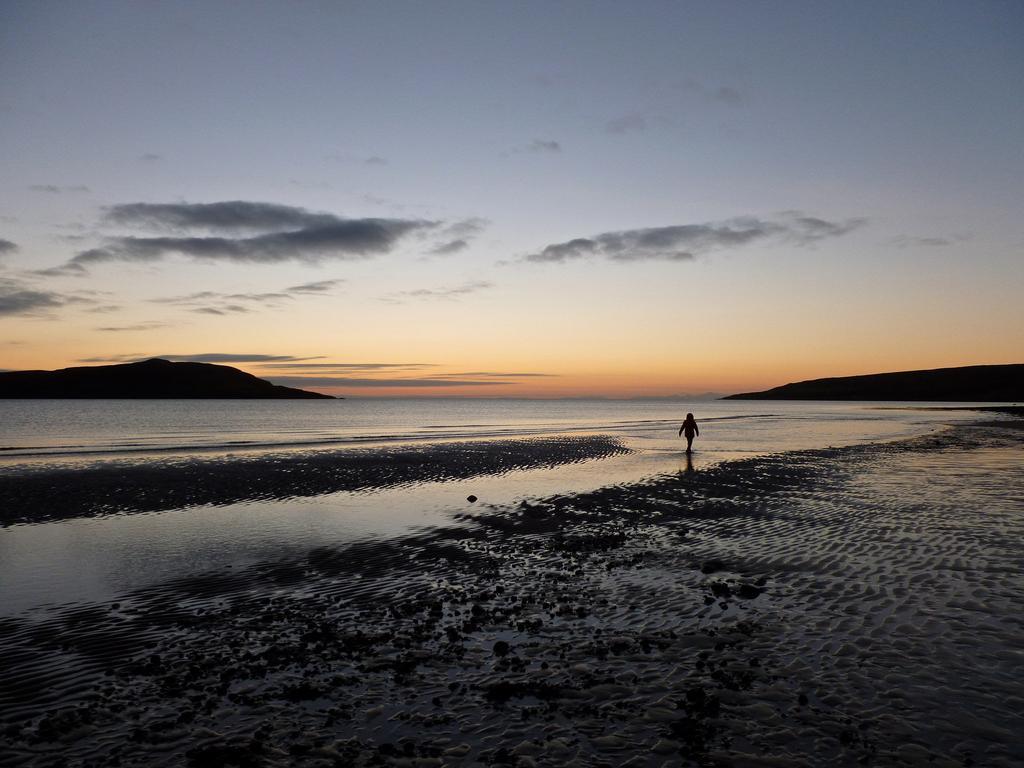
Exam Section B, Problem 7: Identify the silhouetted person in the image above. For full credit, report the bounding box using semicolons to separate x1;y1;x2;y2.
678;412;699;454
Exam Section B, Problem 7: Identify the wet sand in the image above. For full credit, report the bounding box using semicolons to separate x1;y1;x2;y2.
1;421;1022;766
0;436;628;526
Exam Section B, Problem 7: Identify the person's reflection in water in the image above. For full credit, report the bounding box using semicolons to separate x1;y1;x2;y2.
683;452;695;474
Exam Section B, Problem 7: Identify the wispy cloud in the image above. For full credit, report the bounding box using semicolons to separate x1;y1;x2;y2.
288;279;345;293
523;213;865;263
257;362;436;371
191;305;249;315
425;217;489;256
150;277;344;315
428;239;469;255
95;322;167;332
54;201;436;271
889;233;971;248
325;152;389;166
268;376;509;388
138;153;162;162
605;113;648;135
432;371;556;378
676;79;744;105
30;263;89;278
503;139;562;157
29;184;90;194
78;353;327;364
382;280;493;303
0;238;18;255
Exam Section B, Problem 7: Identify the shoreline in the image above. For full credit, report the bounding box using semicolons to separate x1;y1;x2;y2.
1;419;1021;766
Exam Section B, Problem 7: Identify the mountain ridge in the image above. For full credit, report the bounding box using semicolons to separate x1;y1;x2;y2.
0;358;334;399
723;363;1023;402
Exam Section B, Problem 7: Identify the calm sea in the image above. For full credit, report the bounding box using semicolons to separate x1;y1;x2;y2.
0;397;991;463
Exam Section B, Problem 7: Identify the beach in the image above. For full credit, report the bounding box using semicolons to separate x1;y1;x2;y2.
1;406;1022;767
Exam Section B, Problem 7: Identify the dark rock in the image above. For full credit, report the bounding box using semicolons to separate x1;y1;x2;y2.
467;495;478;502
710;582;732;598
700;559;726;574
493;640;510;657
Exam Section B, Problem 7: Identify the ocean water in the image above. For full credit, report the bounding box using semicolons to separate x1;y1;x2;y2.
0;397;993;462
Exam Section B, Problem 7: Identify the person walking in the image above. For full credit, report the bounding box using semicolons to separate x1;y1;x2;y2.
678;412;699;454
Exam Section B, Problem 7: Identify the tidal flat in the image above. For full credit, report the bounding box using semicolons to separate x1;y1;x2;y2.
1;416;1022;767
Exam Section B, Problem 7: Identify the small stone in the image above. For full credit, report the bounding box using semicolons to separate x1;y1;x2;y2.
466;495;478;503
710;582;732;598
493;640;511;657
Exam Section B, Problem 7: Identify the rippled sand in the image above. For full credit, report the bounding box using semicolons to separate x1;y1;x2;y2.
1;422;1021;767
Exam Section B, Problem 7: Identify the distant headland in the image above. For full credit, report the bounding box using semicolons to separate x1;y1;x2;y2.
724;363;1023;402
0;358;335;399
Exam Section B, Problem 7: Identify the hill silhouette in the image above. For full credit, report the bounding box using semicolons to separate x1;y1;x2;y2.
724;364;1023;402
0;358;334;399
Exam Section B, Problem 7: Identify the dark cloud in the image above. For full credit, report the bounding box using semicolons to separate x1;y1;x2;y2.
95;322;167;332
383;281;493;302
606;113;648;135
428;239;468;255
139;153;162;162
29;184;90;194
70;219;433;267
102;201;341;233
0;278;105;316
524;214;865;263
0;238;18;255
0;283;63;316
268;376;508;388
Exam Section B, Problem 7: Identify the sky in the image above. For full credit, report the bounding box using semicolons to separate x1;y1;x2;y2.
1;0;1021;397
